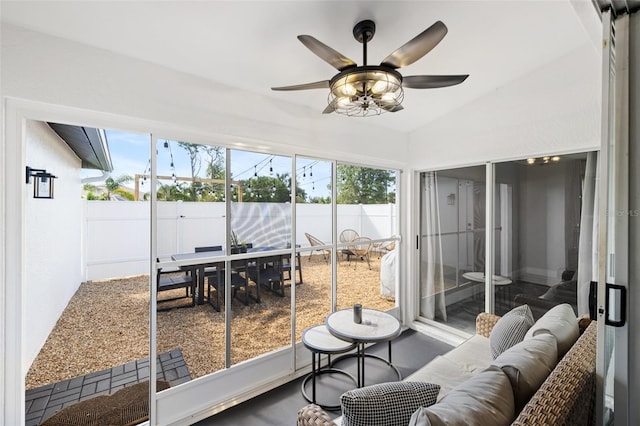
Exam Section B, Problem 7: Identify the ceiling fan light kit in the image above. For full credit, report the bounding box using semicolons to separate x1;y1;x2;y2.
328;66;404;116
272;19;469;117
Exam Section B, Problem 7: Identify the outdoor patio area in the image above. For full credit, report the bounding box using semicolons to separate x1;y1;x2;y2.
26;252;394;391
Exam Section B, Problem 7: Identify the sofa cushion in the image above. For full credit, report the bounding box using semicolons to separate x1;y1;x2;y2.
441;334;493;373
404;355;476;401
491;333;558;412
524;303;578;358
489;304;535;359
408;366;514;426
340;381;440;426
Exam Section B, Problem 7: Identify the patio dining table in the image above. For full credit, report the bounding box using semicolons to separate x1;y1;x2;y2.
171;247;276;305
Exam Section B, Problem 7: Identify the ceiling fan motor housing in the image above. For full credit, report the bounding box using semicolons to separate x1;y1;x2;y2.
353;19;376;43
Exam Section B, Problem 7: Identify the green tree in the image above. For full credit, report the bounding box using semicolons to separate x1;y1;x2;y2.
104;175;133;200
308;195;331;204
177;142;226;202
336;165;395;204
237;174;294;202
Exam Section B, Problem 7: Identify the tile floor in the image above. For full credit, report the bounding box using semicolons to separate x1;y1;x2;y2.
25;348;190;426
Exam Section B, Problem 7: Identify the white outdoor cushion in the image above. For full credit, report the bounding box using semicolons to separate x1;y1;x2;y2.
404;355;476;401
524;303;578;358
439;334;492;373
492;333;558;412
489;304;535;359
408;366;515;426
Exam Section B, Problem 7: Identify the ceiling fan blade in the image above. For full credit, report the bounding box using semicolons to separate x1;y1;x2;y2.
298;35;357;71
322;104;335;114
402;74;469;89
271;80;330;91
380;21;448;69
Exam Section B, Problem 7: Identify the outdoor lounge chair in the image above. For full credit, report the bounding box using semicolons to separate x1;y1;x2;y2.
156;260;195;311
339;229;359;261
348;236;372;270
304;233;330;263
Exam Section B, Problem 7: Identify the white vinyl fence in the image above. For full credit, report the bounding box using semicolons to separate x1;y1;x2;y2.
84;201;396;280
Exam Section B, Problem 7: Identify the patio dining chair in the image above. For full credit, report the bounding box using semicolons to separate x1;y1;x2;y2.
195;245;223;278
207;259;252;312
248;254;285;297
156;259;196;311
348;236;372;270
304;233;330;263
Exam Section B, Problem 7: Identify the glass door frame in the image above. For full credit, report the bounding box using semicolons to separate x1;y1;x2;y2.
596;9;630;426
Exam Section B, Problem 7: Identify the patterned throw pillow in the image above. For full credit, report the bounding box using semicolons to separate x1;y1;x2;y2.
340;381;440;426
489;305;535;359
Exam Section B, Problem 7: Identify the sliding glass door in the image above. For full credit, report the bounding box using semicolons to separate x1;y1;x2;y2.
419;154;593;333
419;166;486;334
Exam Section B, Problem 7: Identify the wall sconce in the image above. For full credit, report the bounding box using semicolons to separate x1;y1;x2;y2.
26;166;57;199
447;193;456;205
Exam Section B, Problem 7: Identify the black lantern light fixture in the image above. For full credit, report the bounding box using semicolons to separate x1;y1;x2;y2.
272;19;469;116
26;166;57;199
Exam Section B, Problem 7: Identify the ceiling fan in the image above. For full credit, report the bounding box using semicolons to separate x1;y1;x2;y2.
272;19;469;117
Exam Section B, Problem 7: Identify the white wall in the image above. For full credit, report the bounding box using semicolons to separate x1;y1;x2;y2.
0;24;408;167
0;24;408;425
407;43;601;169
85;201;396;280
517;163;567;283
24;120;83;370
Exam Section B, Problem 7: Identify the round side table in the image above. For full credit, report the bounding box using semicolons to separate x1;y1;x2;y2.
326;308;402;388
301;325;357;410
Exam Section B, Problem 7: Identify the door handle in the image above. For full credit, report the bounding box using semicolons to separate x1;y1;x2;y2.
605;283;627;327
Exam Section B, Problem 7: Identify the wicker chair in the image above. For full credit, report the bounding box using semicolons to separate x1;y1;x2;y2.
339;229;359;261
305;233;330;263
347;236;372;270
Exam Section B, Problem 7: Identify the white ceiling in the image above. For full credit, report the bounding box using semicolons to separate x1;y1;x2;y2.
1;0;600;133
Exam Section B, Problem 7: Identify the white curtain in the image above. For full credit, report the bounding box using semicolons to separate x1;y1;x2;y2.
577;151;599;316
420;172;447;321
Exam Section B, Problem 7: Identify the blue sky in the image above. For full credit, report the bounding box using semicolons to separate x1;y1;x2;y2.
82;130;333;198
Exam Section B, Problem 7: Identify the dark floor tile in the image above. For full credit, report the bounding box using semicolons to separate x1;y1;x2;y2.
25;349;189;425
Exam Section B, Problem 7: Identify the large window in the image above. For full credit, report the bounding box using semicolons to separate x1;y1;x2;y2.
24;126;401;425
419;153;593;334
336;163;398;311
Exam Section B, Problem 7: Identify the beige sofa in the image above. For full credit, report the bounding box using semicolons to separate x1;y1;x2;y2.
297;310;597;426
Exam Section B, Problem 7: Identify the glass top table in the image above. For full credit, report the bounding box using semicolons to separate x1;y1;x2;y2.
326;308;402;387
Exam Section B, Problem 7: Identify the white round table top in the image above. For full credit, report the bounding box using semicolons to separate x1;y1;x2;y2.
302;325;356;353
462;271;512;286
326;308;402;343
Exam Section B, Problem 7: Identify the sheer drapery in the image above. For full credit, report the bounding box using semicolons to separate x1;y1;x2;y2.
420;172;447;321
577;151;599;315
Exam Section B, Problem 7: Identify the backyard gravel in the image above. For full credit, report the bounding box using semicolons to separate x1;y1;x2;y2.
26;253;394;390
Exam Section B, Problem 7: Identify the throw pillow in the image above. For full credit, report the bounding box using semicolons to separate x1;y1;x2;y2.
524;303;579;359
340;381;440;426
491;333;557;412
489;304;535;359
408;366;515;426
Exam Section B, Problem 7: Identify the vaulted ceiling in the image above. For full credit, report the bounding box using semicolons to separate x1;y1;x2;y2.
1;1;601;134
